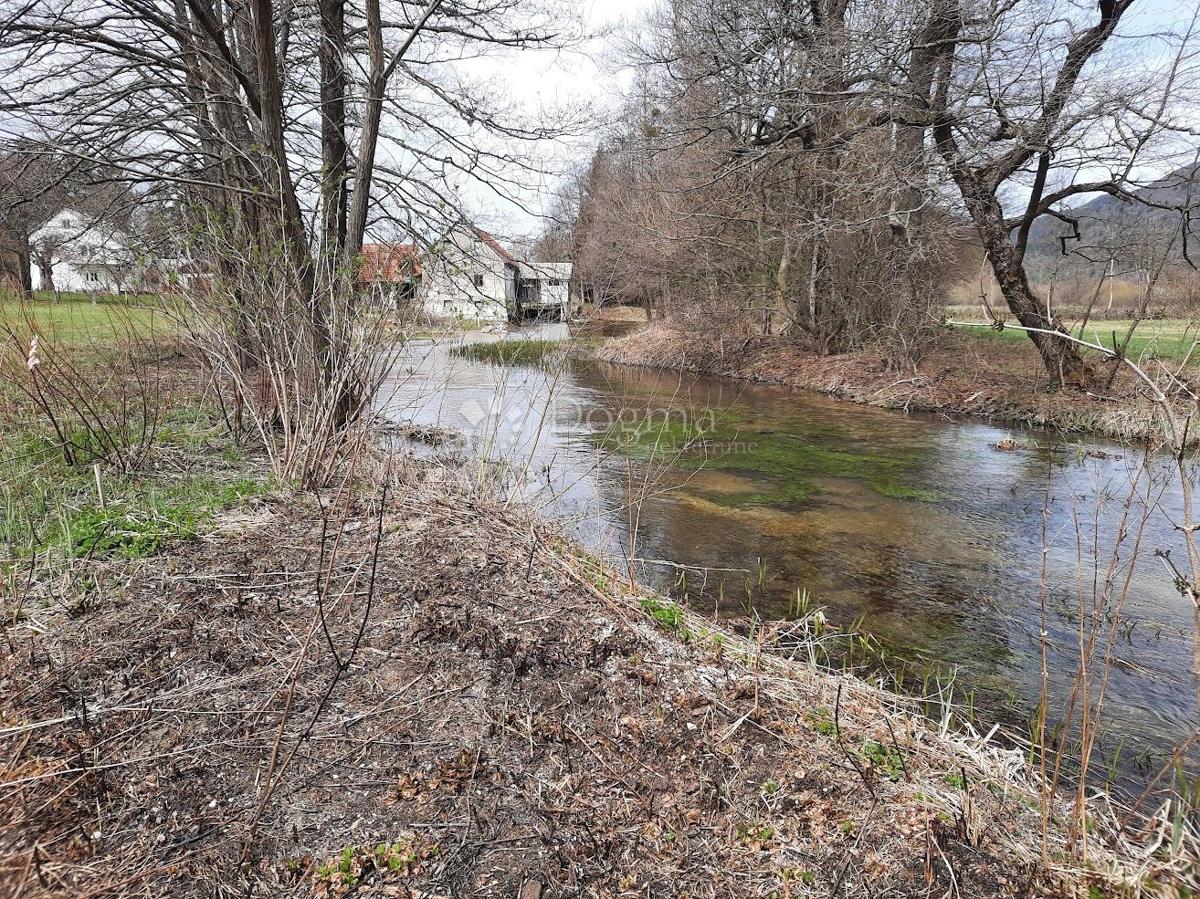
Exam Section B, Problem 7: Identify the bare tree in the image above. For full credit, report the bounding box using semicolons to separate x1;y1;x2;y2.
915;0;1200;387
571;0;958;356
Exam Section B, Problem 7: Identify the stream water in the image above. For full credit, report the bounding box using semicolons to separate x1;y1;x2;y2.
379;323;1200;792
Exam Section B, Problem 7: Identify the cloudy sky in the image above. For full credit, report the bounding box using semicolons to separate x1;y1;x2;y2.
451;0;654;239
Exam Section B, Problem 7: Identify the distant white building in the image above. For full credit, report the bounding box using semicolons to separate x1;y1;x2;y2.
516;262;573;316
416;225;573;322
419;227;518;321
30;208;136;294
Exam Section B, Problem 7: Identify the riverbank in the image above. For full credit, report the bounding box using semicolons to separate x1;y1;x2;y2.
596;323;1171;443
3;458;1195;896
0;315;1193;896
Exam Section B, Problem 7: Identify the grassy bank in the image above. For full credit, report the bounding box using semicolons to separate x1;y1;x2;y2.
0;301;271;612
597;324;1177;443
949;317;1199;365
1;293;166;346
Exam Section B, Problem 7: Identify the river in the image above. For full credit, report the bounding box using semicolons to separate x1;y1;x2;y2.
378;323;1200;793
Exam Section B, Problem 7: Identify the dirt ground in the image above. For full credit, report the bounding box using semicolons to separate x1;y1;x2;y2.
597;325;1175;443
0;469;1183;897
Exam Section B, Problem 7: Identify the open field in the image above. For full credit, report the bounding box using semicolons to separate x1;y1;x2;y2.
947;314;1200;365
0;292;166;346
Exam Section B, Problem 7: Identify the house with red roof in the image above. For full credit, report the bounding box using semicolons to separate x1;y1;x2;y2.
358;242;422;303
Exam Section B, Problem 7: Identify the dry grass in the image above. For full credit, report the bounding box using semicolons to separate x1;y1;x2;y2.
2;463;1194;897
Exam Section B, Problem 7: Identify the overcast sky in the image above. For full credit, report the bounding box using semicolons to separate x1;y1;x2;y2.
454;0;654;240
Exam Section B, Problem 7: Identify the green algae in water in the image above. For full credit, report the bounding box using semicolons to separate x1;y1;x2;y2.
592;414;723;461
691;481;813;509
595;413;945;508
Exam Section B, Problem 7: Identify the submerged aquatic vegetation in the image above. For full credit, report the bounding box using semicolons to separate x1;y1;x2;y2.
594;409;945;509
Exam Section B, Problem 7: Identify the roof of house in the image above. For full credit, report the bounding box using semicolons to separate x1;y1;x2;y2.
359;243;422;282
471;227;518;266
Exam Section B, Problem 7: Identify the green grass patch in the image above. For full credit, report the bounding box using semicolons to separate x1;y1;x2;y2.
1;294;167;347
860;739;906;781
638;595;695;641
312;838;441;890
451;338;569;368
950;318;1200;364
56;477;268;558
1;406;269;562
805;706;837;737
735;819;775;846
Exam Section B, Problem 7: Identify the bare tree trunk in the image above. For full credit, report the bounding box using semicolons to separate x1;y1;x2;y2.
346;0;383;255
918;0;1130;390
347;0;443;255
959;177;1096;387
806;239;819;327
17;241;32;298
772;234;791;337
250;0;332;415
36;252;53;293
318;0;348;256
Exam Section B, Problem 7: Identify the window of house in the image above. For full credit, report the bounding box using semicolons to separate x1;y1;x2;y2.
548;279;562;287
472;274;485;289
86;271;100;283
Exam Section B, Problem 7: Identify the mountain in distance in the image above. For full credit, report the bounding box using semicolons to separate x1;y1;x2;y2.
1023;160;1200;280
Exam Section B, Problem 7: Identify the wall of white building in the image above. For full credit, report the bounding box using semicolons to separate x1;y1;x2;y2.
419;230;515;321
515;262;572;317
541;279;569;310
32;259;126;293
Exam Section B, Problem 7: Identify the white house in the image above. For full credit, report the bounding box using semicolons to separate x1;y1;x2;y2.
30;207;136;294
417;226;573;322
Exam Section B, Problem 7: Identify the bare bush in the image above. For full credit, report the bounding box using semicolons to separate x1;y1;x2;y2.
167;237;401;489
